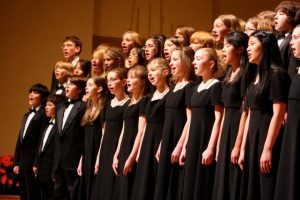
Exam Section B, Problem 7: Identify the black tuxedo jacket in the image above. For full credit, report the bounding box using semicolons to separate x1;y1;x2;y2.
35;122;57;183
279;34;300;78
14;108;48;170
53;101;86;172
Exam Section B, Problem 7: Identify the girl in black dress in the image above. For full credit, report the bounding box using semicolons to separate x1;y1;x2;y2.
238;31;291;200
92;67;130;200
213;32;249;200
179;48;224;200
77;77;110;200
154;47;195;200
275;24;300;200
112;65;150;200
130;58;170;200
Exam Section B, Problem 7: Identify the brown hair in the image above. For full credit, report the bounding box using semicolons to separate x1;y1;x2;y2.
55;60;74;76
81;77;110;125
63;36;82;54
69;76;87;98
275;1;300;28
128;65;152;96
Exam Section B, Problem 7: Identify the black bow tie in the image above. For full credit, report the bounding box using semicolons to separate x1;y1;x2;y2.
64;99;78;107
48;121;54;125
56;85;65;91
29;108;36;113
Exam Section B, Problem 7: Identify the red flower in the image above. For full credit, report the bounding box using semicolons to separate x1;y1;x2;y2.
0;167;5;174
7;179;13;186
1;155;13;168
1;175;7;185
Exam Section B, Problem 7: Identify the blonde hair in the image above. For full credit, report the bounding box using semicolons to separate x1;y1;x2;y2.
247;17;274;32
190;31;216;48
54;60;73;76
122;31;143;47
198;48;225;78
91;44;109;77
147;58;171;85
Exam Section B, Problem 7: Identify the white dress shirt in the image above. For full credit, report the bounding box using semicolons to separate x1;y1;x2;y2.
23;106;41;138
41;119;55;151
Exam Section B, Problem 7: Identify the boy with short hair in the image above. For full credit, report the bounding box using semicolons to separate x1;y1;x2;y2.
33;94;64;200
52;61;74;95
274;1;300;78
53;76;86;200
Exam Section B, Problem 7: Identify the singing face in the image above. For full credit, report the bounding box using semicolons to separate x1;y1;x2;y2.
193;49;213;76
65;79;81;100
128;47;139;67
144;39;157;61
107;71;125;95
222;39;240;66
212;19;228;43
28;91;42;108
121;33;135;54
169;50;185;80
127;70;144;93
61;40;80;61
45;101;56;118
164;39;177;61
85;78;101;100
290;26;300;58
274;10;292;33
247;36;262;65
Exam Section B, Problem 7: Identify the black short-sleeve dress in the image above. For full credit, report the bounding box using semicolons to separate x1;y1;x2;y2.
240;70;290;200
275;73;300;200
131;91;169;200
154;82;195;200
182;80;223;200
113;96;148;200
79;113;103;200
92;99;128;200
212;79;243;200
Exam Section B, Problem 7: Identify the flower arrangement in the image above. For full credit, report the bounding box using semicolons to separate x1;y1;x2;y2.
0;155;19;194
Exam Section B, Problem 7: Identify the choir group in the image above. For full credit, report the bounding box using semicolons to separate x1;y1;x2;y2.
12;1;300;200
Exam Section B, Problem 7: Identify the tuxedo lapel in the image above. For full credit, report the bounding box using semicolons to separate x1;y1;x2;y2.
60;101;81;136
40;126;55;155
22;109;43;140
56;107;64;135
19;113;29;142
279;34;291;51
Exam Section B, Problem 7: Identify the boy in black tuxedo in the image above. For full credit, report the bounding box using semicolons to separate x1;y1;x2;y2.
51;36;82;91
274;1;300;78
53;76;86;200
13;83;50;200
33;94;63;200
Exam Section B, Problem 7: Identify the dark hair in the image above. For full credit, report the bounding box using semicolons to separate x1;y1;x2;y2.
153;34;166;58
63;36;82;54
223;32;249;84
176;26;196;46
29;83;50;106
275;1;300;28
69;76;87;98
133;46;146;66
47;94;65;106
251;31;283;98
77;59;91;77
